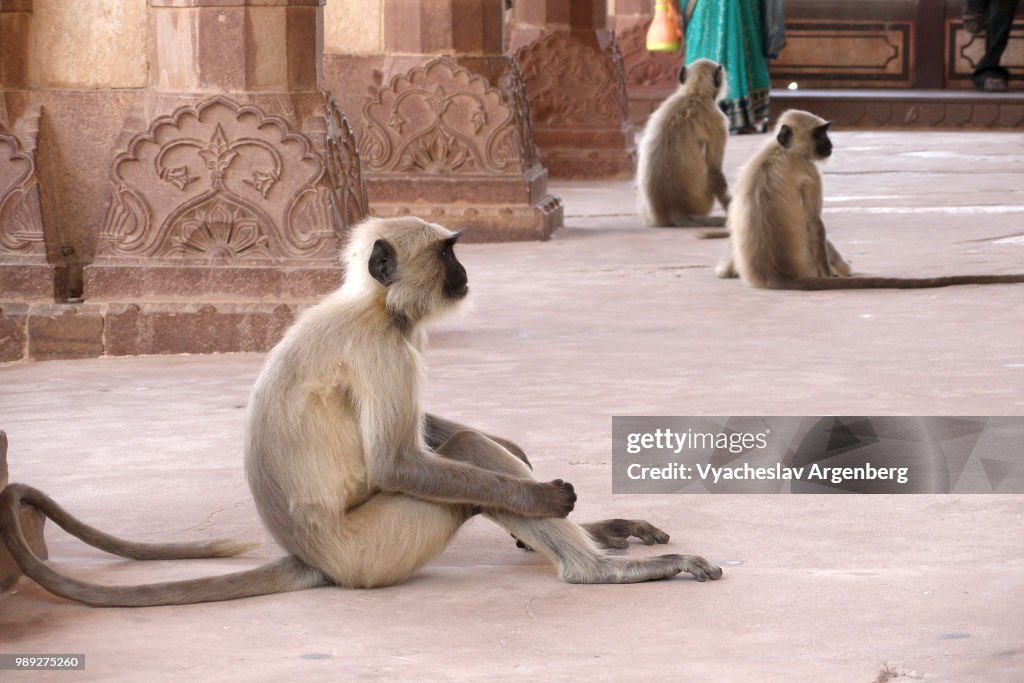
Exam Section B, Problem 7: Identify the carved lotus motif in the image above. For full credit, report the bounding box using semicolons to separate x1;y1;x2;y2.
170;196;269;260
198;126;239;175
401;128;472;173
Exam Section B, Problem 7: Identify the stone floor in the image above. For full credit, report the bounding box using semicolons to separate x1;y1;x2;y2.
1;130;1023;682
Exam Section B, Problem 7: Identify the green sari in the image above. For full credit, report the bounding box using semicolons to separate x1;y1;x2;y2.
685;0;772;132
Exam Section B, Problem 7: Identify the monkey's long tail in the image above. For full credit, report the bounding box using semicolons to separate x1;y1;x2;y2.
1;483;327;606
789;274;1024;290
4;482;256;560
697;229;730;239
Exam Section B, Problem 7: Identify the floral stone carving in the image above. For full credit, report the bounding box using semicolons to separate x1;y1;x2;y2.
99;96;337;263
617;21;682;96
0;108;46;258
360;56;537;177
511;30;635;179
323;90;369;229
514;30;631;128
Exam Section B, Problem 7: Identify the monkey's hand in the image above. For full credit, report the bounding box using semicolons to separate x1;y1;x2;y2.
582;519;670;550
525;479;576;518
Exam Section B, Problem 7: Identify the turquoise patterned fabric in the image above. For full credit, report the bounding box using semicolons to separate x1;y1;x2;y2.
685;0;772;131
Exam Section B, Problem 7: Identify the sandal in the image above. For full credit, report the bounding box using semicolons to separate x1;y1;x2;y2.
981;75;1008;92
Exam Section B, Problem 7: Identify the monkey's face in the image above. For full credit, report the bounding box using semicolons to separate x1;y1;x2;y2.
775;113;833;160
812;123;833;159
439;234;469;300
367;228;469;326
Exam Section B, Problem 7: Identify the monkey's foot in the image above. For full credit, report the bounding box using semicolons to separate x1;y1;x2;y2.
582;519;670;550
715;259;738;279
662;554;723;582
563;554;723;584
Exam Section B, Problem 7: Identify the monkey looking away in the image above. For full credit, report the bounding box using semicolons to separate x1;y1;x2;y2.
720;109;1024;290
636;58;731;227
1;217;722;607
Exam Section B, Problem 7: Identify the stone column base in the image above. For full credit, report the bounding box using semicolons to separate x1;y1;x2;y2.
0;263;67;301
0;300;308;362
64;90;366;354
367;196;563;243
0;431;50;597
1;106;65;300
530;128;636;179
83;93;362;300
514;29;637;180
84;262;341;301
323;54;563;241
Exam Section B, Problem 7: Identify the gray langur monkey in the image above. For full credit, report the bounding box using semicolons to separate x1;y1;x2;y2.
717;109;1024;289
714;109;850;281
1;216;722;607
636;58;731;228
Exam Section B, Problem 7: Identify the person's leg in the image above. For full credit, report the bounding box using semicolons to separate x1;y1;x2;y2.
965;0;990;35
973;0;1020;90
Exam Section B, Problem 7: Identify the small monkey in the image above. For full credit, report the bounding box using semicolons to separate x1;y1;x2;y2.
1;217;721;607
636;58;731;228
720;109;1024;289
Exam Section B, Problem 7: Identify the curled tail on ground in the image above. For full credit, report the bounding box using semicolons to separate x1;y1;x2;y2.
0;483;326;607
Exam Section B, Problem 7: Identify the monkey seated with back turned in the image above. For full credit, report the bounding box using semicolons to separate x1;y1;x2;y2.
1;217;722;607
636;58;731;228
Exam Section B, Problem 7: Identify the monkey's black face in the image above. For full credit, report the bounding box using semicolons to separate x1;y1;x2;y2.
813;124;832;159
440;236;468;299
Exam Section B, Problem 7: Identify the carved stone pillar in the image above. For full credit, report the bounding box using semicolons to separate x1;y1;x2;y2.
0;0;30;90
84;0;368;311
1;1;62;301
322;0;562;241
508;0;636;179
607;1;682;125
82;0;369;355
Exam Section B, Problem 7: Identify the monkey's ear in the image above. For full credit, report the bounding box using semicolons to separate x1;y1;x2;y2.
677;65;686;85
368;238;398;286
777;124;793;149
714;65;723;89
818;121;833;133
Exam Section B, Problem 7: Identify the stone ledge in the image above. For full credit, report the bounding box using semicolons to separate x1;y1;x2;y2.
629;89;1024;128
771;89;1024;128
84;263;342;301
0;301;306;362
